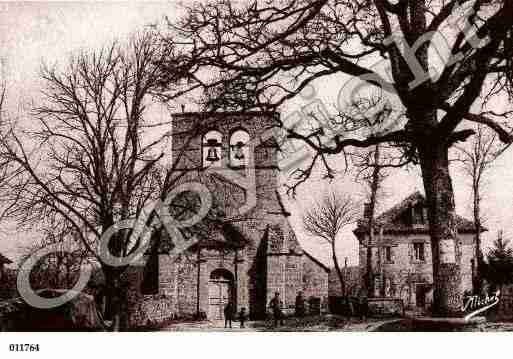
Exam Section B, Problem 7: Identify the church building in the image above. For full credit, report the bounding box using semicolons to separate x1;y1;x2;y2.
126;112;329;327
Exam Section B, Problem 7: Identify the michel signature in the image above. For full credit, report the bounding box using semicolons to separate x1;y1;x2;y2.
462;290;501;321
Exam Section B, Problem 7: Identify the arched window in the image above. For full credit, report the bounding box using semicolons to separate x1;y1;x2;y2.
229;129;250;167
210;268;234;281
202;130;223;168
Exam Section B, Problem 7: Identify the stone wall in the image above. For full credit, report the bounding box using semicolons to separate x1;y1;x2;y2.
302;254;329;312
367;298;404;317
328;266;361;297
492;285;513;320
266;254;303;311
125;257;180;328
171;112;290;320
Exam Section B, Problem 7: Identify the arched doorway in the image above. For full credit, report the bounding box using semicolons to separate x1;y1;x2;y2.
208;268;234;320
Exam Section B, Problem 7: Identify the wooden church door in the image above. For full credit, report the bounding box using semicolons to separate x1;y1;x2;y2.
208;280;231;320
208;269;234;320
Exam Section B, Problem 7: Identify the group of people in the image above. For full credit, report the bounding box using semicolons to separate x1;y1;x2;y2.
223;291;310;329
223;302;246;329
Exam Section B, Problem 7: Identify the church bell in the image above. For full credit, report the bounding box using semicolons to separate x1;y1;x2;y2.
205;138;221;162
232;141;245;160
206;147;220;162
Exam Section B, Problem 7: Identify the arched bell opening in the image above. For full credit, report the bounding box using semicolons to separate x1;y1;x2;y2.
229;129;250;168
202;130;223;168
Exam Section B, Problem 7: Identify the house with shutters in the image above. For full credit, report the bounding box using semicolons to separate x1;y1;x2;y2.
125;111;329;327
353;191;481;313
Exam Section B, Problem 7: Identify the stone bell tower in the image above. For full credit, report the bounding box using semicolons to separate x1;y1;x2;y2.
170;111;304;318
126;111;329;326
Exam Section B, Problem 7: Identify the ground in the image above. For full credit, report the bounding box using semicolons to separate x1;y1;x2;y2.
375;318;513;332
161;315;402;332
159;315;513;332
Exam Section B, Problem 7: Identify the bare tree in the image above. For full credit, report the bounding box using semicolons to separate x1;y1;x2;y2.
0;61;24;221
0;81;5;125
455;123;510;292
0;31;201;330
160;0;513;315
352;144;391;297
20;226;89;290
0;57;6;124
303;191;359;296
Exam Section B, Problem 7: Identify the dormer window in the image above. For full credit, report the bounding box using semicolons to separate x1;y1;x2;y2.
202;130;223;168
411;204;427;226
229;129;250;168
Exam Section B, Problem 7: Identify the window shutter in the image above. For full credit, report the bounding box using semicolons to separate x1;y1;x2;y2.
373;247;379;268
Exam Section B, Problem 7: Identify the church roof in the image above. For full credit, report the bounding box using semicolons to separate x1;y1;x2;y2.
303;250;330;272
353;191;483;235
148;220;250;254
0;252;12;265
190;222;251;250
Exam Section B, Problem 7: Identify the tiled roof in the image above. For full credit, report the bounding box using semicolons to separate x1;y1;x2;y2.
0;253;12;265
148;220;250;254
303;250;330;272
354;191;483;235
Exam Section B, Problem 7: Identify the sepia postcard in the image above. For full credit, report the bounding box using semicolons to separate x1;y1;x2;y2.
1;1;513;356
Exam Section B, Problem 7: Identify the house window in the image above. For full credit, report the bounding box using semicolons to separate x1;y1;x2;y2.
385;246;393;263
414;243;425;261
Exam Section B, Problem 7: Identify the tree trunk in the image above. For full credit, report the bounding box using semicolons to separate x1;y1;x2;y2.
365;145;381;297
102;265;127;332
101;227;129;331
473;185;483;294
332;241;346;297
419;142;463;317
365;236;373;296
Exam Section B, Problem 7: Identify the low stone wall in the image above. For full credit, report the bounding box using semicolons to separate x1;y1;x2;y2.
487;285;513;320
128;294;177;328
276;296;327;317
368;298;404;317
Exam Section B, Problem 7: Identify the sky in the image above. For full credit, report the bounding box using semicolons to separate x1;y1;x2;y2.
1;1;512;269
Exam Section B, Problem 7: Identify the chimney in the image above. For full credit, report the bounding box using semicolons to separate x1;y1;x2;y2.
363;202;372;220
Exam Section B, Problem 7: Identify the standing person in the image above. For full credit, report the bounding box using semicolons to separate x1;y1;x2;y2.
224;301;234;328
295;291;306;317
269;292;284;327
238;307;246;328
